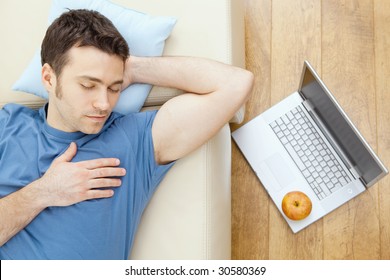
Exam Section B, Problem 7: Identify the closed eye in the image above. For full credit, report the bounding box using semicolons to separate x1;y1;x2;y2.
81;83;95;90
108;87;121;94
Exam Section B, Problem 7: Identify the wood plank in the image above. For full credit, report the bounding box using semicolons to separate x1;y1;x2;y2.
321;0;379;259
233;0;388;259
374;0;390;260
231;0;272;260
269;0;323;259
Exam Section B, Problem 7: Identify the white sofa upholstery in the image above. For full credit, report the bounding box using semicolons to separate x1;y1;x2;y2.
0;0;246;259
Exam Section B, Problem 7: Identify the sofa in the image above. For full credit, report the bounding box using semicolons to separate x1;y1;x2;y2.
0;0;246;259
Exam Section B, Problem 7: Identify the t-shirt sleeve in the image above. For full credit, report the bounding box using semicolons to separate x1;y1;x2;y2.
118;110;175;200
0;106;12;157
0;106;10;134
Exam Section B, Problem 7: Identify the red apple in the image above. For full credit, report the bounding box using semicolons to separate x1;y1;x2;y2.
281;191;312;220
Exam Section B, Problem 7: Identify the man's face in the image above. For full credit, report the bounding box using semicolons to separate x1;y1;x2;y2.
45;46;124;134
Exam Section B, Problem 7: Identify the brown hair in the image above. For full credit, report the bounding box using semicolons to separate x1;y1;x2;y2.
41;9;129;77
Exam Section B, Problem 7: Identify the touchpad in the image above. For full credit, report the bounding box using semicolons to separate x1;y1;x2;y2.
258;154;296;192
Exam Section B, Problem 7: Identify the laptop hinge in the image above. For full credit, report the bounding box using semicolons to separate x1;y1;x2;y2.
302;99;314;112
349;166;360;180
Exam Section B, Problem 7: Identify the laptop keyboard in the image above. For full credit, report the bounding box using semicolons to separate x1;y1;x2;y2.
269;106;351;200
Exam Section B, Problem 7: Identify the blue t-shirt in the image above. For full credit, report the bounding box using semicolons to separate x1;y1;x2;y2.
0;104;174;259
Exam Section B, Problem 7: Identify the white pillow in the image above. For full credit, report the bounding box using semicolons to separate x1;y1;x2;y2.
12;0;176;114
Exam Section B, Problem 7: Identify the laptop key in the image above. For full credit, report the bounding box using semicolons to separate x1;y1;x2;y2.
280;137;288;145
285;143;306;171
340;177;348;185
282;115;289;124
321;183;331;196
302;169;310;177
330;182;342;193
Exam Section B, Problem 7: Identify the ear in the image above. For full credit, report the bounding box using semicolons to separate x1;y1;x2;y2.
41;63;57;94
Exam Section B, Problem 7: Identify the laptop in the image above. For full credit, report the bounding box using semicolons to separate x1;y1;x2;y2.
232;61;388;233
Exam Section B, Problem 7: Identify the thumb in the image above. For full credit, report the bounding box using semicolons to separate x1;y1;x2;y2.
54;142;77;163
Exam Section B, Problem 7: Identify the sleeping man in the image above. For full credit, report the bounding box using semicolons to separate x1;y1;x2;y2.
0;9;253;259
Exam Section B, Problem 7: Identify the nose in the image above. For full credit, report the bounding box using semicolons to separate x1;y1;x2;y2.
93;90;110;111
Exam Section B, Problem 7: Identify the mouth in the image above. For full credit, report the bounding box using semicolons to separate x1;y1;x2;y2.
86;115;107;122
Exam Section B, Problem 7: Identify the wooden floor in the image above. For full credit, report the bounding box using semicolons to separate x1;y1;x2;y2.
231;0;390;259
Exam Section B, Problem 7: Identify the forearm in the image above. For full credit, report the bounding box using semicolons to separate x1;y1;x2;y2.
123;56;251;95
0;180;47;246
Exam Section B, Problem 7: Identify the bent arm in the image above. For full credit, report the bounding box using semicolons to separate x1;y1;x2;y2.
124;56;254;164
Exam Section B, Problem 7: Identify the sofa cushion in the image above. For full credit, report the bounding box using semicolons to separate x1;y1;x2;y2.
131;124;232;259
11;0;176;114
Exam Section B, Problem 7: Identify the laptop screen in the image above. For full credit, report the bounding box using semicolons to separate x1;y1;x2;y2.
299;63;387;186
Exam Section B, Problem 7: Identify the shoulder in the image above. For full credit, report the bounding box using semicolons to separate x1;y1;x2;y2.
1;103;37;125
1;103;37;116
111;110;158;133
1;104;39;141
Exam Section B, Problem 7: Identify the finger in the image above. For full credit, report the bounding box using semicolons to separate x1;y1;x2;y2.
77;158;121;170
88;178;122;189
54;142;77;164
86;189;116;200
90;167;126;179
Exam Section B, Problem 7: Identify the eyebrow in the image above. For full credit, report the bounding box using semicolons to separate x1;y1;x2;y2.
78;75;123;86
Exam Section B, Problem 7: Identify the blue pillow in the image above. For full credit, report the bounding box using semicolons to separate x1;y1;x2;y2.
12;0;176;114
